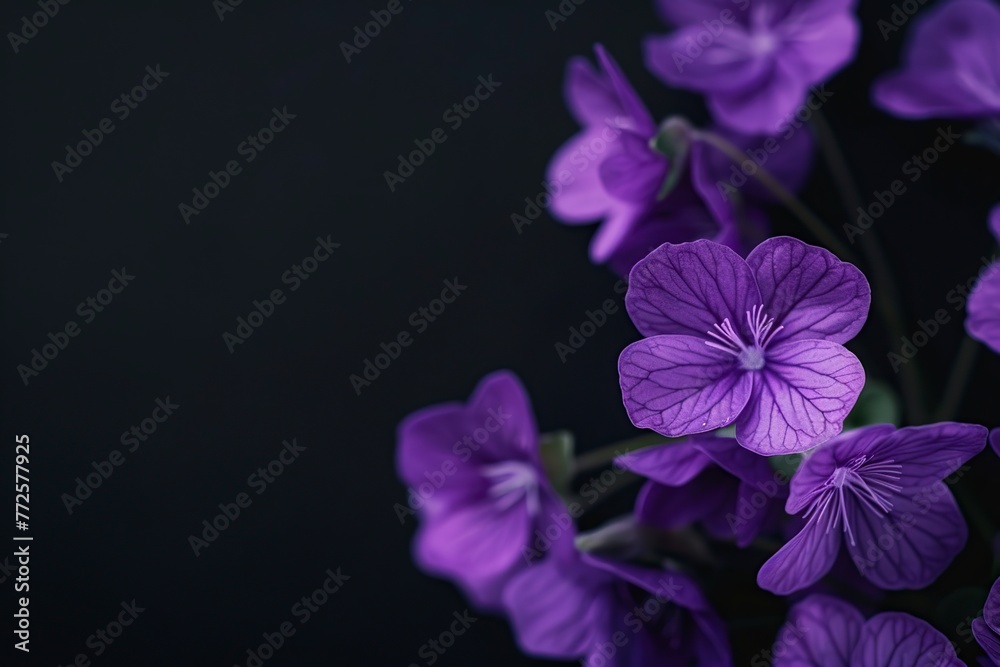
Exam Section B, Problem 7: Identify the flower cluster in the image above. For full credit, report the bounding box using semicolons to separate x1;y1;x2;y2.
396;0;1000;665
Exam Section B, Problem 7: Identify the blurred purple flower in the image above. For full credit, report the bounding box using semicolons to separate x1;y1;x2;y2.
617;433;788;546
549;44;821;275
395;371;570;610
619;236;869;455
975;576;1000;664
503;548;730;666
773;594;965;666
873;0;1000;121
645;0;859;134
758;423;987;595
966;205;1000;354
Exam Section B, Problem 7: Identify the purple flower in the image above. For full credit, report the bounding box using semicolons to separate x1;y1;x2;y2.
502;548;730;666
548;45;769;274
772;594;966;666
966;205;1000;354
617;433;787;546
395;371;570;610
619;236;869;455
758;422;988;595
974;576;1000;665
872;0;1000;121
645;0;859;134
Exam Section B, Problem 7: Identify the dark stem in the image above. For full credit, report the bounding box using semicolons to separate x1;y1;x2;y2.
934;335;980;422
808;111;927;424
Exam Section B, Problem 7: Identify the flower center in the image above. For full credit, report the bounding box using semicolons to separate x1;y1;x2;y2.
803;456;904;546
705;304;782;371
481;461;541;516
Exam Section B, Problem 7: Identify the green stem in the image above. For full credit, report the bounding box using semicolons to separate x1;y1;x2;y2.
571;433;670;475
693;129;860;264
809;111;926;424
934;336;980;422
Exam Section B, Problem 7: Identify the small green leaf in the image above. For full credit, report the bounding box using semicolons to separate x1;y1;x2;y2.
844;380;902;430
539;430;575;495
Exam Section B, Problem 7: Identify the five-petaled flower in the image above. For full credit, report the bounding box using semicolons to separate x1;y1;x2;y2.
395;371;570;610
758;422;988;595
645;0;860;134
974;575;1000;665
619;236;870;455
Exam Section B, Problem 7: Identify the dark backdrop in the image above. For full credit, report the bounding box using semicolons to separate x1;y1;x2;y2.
2;0;998;665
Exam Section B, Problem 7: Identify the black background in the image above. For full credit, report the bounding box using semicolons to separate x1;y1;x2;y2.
2;0;998;665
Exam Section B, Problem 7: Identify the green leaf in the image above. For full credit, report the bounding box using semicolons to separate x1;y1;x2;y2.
539;430;575;495
844;380;902;430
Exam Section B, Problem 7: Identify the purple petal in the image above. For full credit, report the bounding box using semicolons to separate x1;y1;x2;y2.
774;594;863;667
636;473;737;531
731;479;782;547
546;128;621;223
786;425;897;514
852;612;961;667
967;263;1000;355
594;45;656;137
868;422;988;488
615;440;714;486
973;617;1000;664
758;515;841;595
397;403;478;491
746;236;871;346
778;12;859;87
502;553;614;659
696;432;780;484
643;26;769;94
591;204;643;263
625;239;762;338
583;554;710;612
844;483;967;590
466;371;539;459
564;55;624;128
654;0;739;26
619;335;753;437
985;576;1000;634
415;501;533;609
598;130;669;203
707;62;811;136
735;340;865;455
872;0;1000;119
